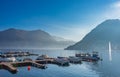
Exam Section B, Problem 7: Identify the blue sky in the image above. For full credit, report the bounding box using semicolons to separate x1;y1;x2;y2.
0;0;120;41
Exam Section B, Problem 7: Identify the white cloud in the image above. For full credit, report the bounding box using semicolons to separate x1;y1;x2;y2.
112;1;120;8
104;1;120;19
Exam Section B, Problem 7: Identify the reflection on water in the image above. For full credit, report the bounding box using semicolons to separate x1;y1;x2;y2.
108;42;112;61
0;49;120;77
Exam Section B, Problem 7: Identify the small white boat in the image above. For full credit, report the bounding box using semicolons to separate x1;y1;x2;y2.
6;57;16;62
0;57;16;62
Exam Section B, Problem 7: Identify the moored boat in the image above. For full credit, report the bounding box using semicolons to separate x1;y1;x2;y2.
75;52;100;62
68;56;82;63
36;55;49;60
0;57;16;62
54;56;69;66
23;58;32;61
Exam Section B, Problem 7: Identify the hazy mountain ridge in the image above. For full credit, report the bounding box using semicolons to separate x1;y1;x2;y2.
0;28;75;49
65;19;120;50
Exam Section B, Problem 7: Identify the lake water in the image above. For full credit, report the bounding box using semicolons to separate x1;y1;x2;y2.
0;49;120;77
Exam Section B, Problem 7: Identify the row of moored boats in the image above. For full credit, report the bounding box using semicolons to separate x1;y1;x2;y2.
0;52;101;66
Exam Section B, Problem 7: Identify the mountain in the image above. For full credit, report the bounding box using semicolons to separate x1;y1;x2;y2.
65;19;120;50
0;28;75;49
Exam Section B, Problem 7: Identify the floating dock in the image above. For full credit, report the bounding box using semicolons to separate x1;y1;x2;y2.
11;61;47;69
0;61;48;74
0;58;70;74
0;62;17;74
0;52;101;74
0;51;38;58
32;62;47;69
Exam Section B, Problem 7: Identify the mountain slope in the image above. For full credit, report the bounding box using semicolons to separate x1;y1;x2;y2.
0;28;74;49
65;19;120;50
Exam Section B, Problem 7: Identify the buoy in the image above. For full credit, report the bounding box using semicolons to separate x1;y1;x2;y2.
27;66;31;71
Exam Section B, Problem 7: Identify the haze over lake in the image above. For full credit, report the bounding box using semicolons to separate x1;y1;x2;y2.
0;0;120;77
0;49;120;77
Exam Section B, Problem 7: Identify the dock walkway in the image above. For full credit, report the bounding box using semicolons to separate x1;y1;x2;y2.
32;61;46;69
0;62;17;73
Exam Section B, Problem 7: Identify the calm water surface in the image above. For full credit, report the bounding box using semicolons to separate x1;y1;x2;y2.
0;49;120;77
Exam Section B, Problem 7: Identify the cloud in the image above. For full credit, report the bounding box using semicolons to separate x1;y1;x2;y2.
112;1;120;8
104;1;120;19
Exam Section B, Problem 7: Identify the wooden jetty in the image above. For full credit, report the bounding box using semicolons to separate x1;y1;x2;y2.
0;58;66;74
11;61;47;69
0;52;101;74
0;61;47;74
0;62;17;74
0;51;38;58
32;62;47;69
